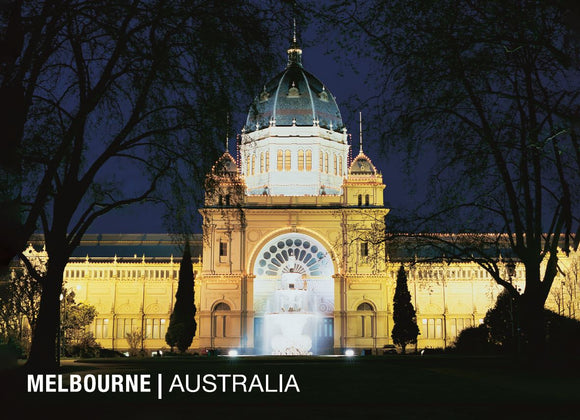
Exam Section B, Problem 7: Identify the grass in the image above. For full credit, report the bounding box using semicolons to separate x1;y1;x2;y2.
1;354;579;419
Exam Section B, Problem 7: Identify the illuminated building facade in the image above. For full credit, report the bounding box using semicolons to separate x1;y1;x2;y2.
21;40;580;355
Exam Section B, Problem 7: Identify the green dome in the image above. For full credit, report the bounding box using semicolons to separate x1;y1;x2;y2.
244;45;344;133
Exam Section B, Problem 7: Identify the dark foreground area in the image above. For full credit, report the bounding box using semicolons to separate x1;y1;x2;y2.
1;355;579;420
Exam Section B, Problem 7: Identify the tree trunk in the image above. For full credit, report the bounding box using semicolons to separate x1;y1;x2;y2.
519;291;546;364
25;258;65;372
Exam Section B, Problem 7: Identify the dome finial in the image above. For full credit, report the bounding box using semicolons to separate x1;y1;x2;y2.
287;17;302;67
359;111;364;154
225;113;230;151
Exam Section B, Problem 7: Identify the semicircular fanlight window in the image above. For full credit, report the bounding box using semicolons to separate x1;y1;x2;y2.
254;234;331;278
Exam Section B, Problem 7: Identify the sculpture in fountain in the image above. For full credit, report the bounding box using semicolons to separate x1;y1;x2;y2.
263;256;317;355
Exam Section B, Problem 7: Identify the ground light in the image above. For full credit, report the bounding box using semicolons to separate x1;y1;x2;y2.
344;349;355;357
228;349;239;357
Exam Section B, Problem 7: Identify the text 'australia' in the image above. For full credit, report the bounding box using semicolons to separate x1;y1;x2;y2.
167;374;300;393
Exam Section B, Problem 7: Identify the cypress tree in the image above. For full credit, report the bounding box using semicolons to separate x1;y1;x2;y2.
165;240;197;353
391;265;419;354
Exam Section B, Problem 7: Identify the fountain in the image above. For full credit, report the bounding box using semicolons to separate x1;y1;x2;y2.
262;257;318;355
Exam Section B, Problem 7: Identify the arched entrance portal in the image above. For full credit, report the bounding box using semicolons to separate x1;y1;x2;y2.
253;233;335;354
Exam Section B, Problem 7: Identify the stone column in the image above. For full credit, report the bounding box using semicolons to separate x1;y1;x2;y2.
241;274;255;353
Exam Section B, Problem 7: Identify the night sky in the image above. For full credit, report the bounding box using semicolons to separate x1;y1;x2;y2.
87;22;425;235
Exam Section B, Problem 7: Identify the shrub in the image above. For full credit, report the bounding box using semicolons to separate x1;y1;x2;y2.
453;326;499;354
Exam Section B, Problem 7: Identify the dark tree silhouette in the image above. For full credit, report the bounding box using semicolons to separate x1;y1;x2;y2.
165;240;196;353
391;265;419;354
0;0;289;370
324;0;580;361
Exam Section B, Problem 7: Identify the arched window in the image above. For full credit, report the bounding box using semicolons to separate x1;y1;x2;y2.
319;152;323;172
298;150;304;171
358;194;362;206
246;157;250;175
365;194;370;206
357;302;374;311
260;153;264;173
265;151;270;171
213;302;231;338
357;302;375;338
339;156;343;176
324;152;329;173
251;154;255;175
306;150;312;171
214;302;230;311
333;154;337;175
285;149;291;171
277;150;283;171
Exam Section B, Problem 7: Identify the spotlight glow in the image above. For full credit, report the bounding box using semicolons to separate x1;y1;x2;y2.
228;349;239;357
345;349;355;357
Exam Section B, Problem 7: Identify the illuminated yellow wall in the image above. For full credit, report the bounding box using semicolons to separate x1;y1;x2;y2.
42;153;578;355
55;247;579;354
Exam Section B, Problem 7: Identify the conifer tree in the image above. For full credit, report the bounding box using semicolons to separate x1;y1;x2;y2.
391;265;419;354
165;240;197;353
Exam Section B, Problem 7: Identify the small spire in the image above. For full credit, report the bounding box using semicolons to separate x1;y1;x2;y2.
287;17;302;67
225;114;229;151
359;111;364;154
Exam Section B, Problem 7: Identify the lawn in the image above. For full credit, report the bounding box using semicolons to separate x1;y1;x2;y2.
1;355;579;419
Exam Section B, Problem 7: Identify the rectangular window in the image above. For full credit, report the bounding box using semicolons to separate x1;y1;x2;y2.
95;318;109;338
360;315;372;337
361;242;369;257
450;318;470;338
117;318;138;339
306;150;312;171
117;319;124;339
277;150;283;171
146;319;153;339
254;317;263;339
214;315;227;337
424;318;443;338
285;149;291;171
145;319;167;339
219;241;228;257
322;318;333;337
